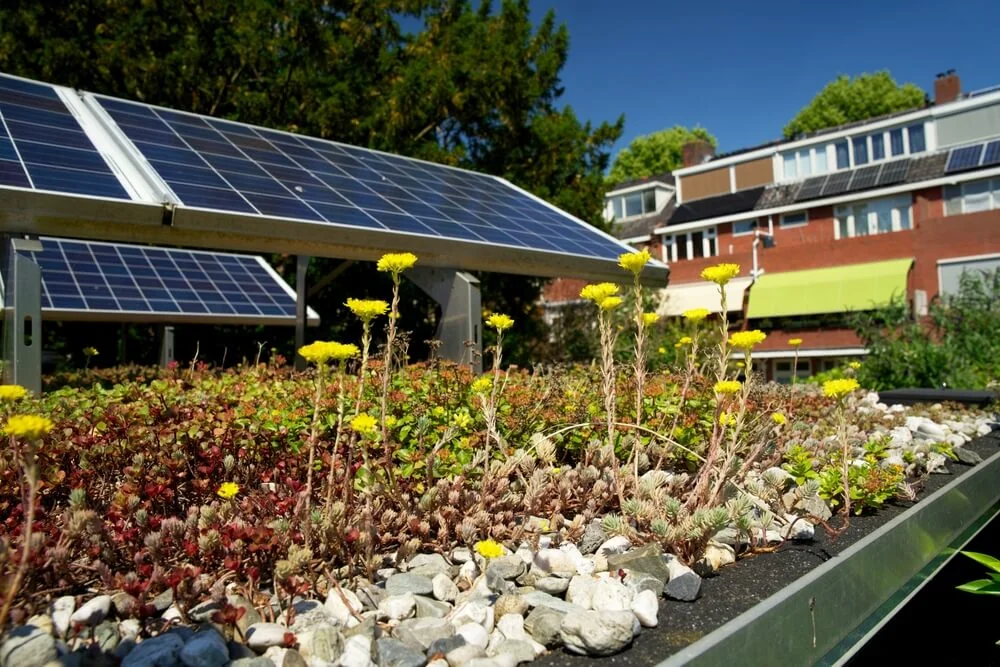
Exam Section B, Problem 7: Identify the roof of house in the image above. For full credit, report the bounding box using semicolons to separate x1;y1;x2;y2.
669;186;766;225
606;172;675;193
613;198;677;239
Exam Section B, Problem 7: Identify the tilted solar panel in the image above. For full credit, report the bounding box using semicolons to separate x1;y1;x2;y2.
945;144;985;173
875;158;911;187
794;175;828;202
846;164;882;193
92;95;628;261
820;171;853;197
24;237;317;325
0;74;129;199
982;140;1000;168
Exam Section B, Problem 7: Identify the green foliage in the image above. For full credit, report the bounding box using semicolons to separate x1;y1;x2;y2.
817;455;903;515
782;444;819;485
852;269;1000;390
0;0;623;367
783;71;926;139
956;551;1000;597
607;126;717;185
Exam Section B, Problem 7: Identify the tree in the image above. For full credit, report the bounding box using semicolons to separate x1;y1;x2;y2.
783;72;926;139
0;0;623;367
607;126;717;185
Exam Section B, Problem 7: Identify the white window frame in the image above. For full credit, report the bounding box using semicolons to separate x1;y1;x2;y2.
773;359;811;384
778;122;928;182
943;178;1000;216
663;227;719;262
779;211;808;229
610;187;658;222
732;220;756;237
833;194;912;240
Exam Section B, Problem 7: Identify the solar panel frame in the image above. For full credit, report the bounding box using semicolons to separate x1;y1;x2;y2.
23;237;319;326
794;175;828;202
945;143;985;173
87;92;646;274
820;171;853;197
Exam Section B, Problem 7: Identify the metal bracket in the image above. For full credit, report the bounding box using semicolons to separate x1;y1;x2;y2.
159;325;175;367
2;237;43;394
408;267;482;374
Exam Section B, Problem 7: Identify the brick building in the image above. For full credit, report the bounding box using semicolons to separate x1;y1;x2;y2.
543;71;1000;381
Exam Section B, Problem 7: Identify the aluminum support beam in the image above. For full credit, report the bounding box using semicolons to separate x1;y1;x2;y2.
408;267;482;374
294;255;310;371
159;325;175;367
2;238;43;394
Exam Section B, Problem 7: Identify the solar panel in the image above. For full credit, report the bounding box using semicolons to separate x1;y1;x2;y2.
23;237;318;325
945;144;985;173
794;176;828;202
982;140;1000;168
0;74;129;199
91;95;628;261
847;165;882;192
875;158;911;187
820;171;853;197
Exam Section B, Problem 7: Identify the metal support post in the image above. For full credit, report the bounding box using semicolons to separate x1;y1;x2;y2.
294;255;310;371
408;267;482;374
159;325;175;367
2;238;43;394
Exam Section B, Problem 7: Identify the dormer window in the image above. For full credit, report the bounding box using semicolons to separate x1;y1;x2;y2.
611;188;658;220
780;122;928;182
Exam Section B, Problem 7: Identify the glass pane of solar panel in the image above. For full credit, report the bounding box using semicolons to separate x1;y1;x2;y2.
847;165;882;192
821;171;853;197
0;75;129;198
25;238;301;321
875;159;911;187
94;95;626;260
946;144;985;173
982;141;1000;168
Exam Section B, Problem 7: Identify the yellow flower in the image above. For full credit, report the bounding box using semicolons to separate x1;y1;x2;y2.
788;338;803;347
642;312;659;327
701;263;741;286
474;539;504;559
385;415;398;429
376;252;417;274
83;347;99;357
0;385;29;402
471;376;492;393
719;412;738;427
451;411;473;429
658;346;667;354
329;342;359;361
618;249;651;275
677;336;692;346
3;415;54;440
432;406;446;417
772;413;787;425
486;313;514;331
735;361;745;368
216;482;240;500
683;308;710;322
599;296;623;311
346;298;389;322
350;413;379;435
299;341;358;365
713;380;742;395
580;282;619;303
823;378;860;400
729;330;767;350
849;361;862;370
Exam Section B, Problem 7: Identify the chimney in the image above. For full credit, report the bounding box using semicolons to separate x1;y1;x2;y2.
934;69;961;105
682;140;714;168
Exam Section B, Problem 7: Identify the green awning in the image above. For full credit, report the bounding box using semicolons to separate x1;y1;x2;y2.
746;258;913;319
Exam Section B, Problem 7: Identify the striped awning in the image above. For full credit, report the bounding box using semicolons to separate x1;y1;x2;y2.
658;277;753;316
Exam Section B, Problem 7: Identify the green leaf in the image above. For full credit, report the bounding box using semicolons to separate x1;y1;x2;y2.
960;551;1000;574
956;579;1000;595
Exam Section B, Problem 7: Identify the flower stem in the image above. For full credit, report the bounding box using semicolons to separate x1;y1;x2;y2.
0;440;38;635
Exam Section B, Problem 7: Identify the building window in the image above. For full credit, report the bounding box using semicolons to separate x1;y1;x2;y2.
834;194;912;239
664;227;718;262
835;140;850;169
773;359;811;384
732;220;756;236
780;212;808;228
871;133;885;161
852;136;869;165
908;124;926;153
944;178;1000;215
610;188;658;220
814;147;828;174
783;153;797;180
890;128;904;156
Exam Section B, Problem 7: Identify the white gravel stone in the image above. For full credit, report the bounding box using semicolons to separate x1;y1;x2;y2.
664;557;702;601
496;614;528;642
564;576;597;610
325;587;363;626
596;536;632;557
70;594;112;627
534;577;569;595
531;549;577;576
339;635;375;667
589;578;634;612
49;596;75;638
246;622;290;651
457;622;490;649
559;609;634;656
378;593;416;621
432;572;459;602
630;589;659;628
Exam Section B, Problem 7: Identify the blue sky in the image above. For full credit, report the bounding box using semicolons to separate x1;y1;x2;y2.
530;0;1000;159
